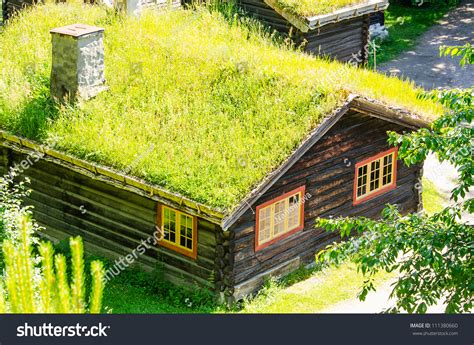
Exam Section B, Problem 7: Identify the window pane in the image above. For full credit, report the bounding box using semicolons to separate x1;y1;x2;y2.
273;200;286;236
369;160;381;191
357;165;368;197
288;194;300;230
179;214;193;250
164;208;176;243
382;154;394;186
258;207;272;243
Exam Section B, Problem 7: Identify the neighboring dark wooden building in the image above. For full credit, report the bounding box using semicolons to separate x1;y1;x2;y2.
2;0;35;22
0;95;427;303
370;10;385;27
237;0;389;64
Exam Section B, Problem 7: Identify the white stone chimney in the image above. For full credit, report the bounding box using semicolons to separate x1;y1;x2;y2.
50;24;107;102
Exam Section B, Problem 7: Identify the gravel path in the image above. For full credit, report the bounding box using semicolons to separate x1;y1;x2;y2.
323;2;473;313
379;0;474;90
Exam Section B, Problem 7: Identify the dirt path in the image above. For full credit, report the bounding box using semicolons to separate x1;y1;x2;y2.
379;0;474;90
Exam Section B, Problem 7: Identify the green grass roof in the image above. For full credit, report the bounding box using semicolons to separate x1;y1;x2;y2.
0;4;442;211
274;0;371;17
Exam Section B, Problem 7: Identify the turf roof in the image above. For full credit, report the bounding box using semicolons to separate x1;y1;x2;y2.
0;4;442;212
273;0;373;17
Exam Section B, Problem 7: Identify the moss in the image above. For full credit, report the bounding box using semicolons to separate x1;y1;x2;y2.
0;4;442;210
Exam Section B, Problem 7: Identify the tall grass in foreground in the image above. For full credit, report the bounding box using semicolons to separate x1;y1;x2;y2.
0;216;105;313
0;177;105;313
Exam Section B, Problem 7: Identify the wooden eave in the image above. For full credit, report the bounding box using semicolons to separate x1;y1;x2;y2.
221;94;430;230
264;0;389;33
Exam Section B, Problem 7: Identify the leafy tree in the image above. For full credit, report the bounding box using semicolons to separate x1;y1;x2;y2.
440;44;473;67
0;176;105;313
315;45;473;313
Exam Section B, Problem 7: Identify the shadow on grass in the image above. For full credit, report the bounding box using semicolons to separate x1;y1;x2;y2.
13;88;60;140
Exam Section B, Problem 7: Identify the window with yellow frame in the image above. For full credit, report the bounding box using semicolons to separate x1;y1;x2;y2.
255;186;306;251
354;148;398;205
158;205;197;259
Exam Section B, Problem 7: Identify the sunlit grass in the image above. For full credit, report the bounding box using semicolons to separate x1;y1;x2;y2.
0;4;442;210
422;177;445;215
275;0;368;17
375;3;455;64
240;263;394;313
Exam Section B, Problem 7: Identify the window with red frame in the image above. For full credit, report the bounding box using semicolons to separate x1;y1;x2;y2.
255;186;305;251
353;148;398;205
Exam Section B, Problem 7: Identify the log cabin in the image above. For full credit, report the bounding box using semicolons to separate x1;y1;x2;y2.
0;4;442;303
236;0;389;64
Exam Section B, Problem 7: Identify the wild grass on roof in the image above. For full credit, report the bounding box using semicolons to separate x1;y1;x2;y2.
274;0;370;17
0;4;442;211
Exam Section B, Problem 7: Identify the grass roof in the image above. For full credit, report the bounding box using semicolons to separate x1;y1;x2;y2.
0;4;442;212
274;0;371;17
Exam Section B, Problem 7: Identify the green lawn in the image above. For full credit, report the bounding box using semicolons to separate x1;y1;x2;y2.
375;3;456;64
101;262;394;314
239;264;394;313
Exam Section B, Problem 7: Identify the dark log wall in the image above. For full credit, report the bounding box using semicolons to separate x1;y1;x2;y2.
237;0;369;64
237;0;293;33
1;149;218;290
370;11;385;26
2;0;35;22
0;148;8;175
301;16;370;64
229;111;423;298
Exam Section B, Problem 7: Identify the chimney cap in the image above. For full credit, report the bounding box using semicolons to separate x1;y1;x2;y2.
50;24;104;38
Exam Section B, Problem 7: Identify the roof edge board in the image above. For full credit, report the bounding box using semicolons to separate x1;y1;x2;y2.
264;0;310;32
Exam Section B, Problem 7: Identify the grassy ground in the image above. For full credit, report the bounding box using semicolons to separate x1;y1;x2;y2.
239;263;394;313
375;3;456;64
101;262;393;314
422;177;445;214
102;269;216;314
